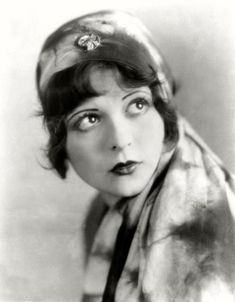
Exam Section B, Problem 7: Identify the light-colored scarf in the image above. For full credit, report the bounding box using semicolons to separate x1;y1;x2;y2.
82;117;235;302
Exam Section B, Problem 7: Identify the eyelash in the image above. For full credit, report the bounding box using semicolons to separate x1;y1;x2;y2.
70;113;100;132
127;98;150;115
69;98;151;132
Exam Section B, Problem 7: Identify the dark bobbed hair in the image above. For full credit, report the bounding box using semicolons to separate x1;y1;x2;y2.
36;61;179;178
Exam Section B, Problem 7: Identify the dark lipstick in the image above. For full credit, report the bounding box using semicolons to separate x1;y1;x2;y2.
110;160;141;175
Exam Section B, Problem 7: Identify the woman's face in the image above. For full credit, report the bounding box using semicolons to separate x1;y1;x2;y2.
66;67;165;201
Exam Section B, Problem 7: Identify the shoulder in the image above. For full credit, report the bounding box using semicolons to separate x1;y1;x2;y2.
83;193;108;259
145;117;235;296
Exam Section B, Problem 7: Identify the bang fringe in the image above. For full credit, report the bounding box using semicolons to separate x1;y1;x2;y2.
41;61;157;119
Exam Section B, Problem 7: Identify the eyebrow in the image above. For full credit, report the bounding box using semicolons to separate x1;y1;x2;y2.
67;108;98;123
122;90;150;100
67;90;150;122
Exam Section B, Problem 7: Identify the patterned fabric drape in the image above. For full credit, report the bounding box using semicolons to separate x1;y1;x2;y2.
83;117;235;302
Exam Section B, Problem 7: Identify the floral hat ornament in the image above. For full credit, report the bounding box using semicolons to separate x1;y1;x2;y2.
37;10;174;102
76;33;101;51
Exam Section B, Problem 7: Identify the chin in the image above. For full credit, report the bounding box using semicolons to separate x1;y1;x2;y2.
109;180;147;198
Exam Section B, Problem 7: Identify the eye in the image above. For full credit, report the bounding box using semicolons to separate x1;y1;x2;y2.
69;112;100;131
127;98;150;116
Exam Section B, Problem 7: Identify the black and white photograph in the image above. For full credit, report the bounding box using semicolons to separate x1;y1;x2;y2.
0;0;235;301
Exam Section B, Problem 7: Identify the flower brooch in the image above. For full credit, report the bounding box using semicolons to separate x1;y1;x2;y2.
75;33;101;51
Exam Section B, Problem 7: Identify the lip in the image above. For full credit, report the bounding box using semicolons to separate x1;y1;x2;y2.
109;160;142;176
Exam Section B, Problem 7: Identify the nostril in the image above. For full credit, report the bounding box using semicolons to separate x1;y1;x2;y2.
111;142;131;151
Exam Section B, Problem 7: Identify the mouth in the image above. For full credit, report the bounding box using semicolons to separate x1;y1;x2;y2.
109;160;142;176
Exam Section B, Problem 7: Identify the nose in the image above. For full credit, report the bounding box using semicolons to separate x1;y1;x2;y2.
107;118;133;152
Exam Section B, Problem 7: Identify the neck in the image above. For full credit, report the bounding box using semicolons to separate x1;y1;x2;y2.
100;192;122;207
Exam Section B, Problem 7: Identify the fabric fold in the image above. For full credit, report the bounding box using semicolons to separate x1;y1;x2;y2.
83;116;235;302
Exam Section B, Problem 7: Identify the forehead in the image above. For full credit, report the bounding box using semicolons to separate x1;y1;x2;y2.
66;67;152;120
89;67;123;95
88;66;150;97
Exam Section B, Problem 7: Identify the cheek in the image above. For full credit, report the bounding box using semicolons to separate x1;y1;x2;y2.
66;134;95;174
136;111;165;155
66;134;108;190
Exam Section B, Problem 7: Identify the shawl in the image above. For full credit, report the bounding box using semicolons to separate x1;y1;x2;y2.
82;117;235;302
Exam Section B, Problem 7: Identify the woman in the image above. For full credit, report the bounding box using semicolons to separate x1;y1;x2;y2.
36;10;235;301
